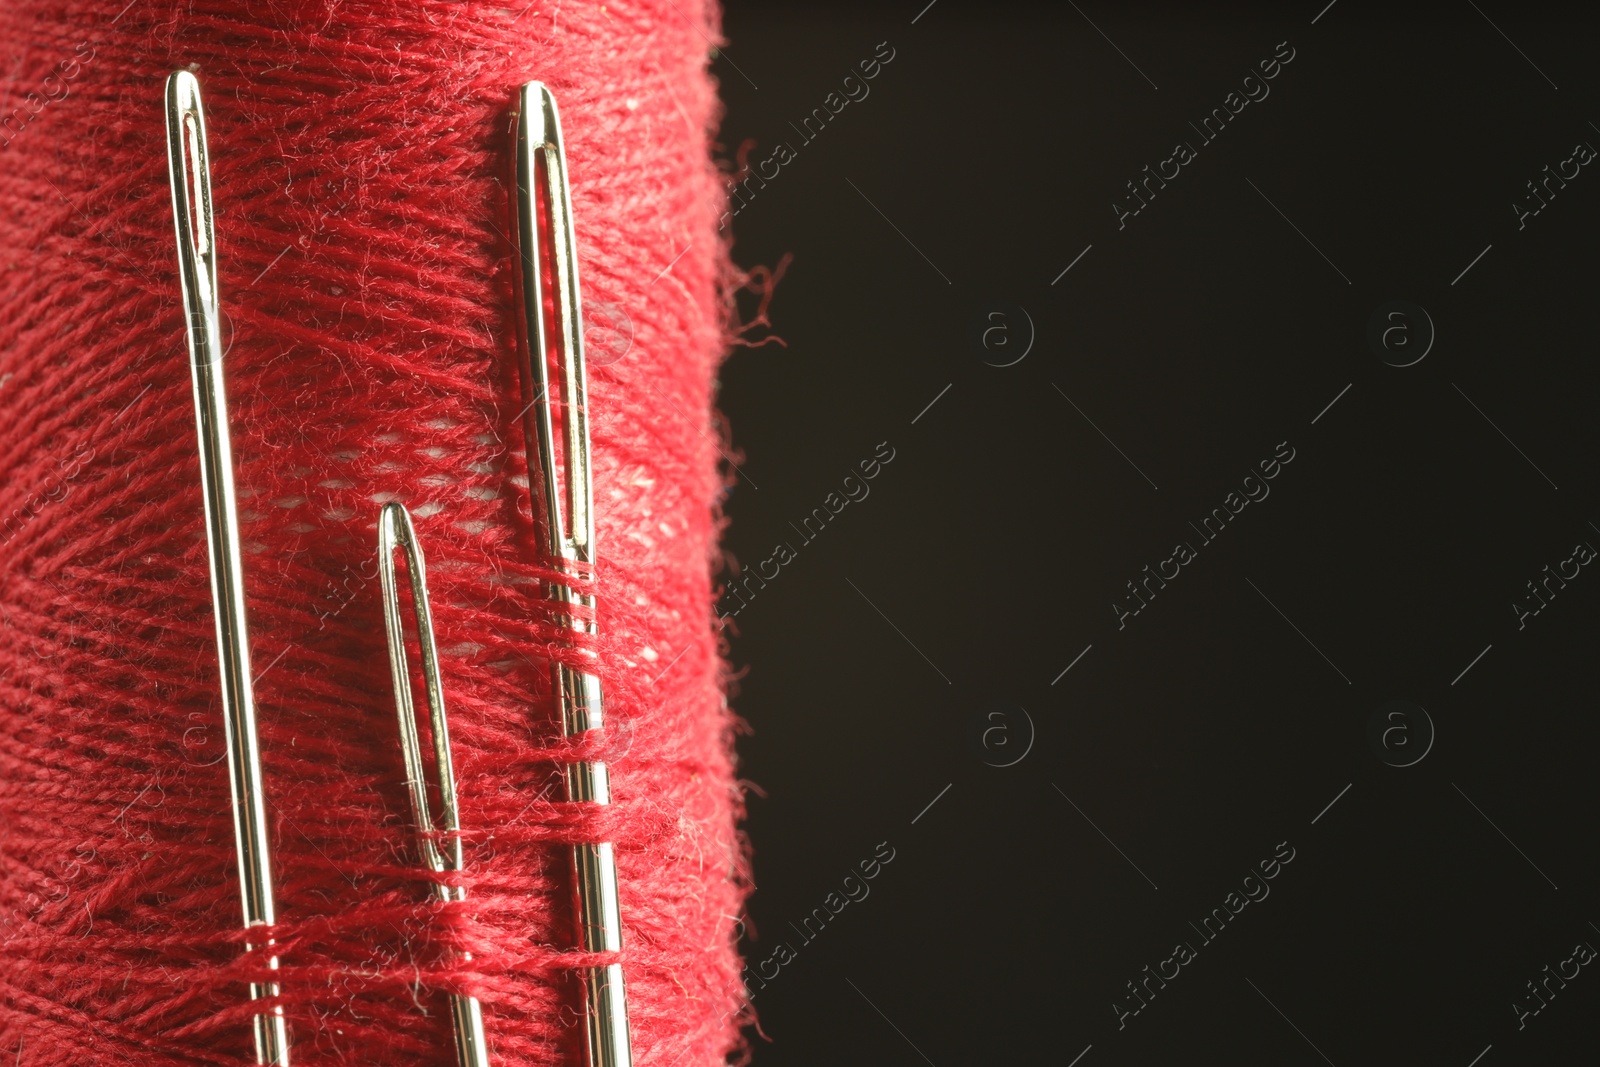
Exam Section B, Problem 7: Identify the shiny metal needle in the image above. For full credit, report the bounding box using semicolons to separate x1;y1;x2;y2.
377;502;492;1067
164;69;289;1066
509;80;633;1067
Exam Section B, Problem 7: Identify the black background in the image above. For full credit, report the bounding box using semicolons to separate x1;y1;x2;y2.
715;2;1600;1064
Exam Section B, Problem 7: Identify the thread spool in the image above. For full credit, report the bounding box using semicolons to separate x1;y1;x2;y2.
0;2;749;1063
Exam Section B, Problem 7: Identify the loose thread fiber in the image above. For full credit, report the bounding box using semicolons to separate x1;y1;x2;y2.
0;1;751;1064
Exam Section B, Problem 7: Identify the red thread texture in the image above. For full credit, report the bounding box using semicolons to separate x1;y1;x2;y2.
0;2;749;1063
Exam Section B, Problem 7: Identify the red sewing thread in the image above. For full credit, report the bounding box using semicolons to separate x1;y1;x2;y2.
0;2;751;1063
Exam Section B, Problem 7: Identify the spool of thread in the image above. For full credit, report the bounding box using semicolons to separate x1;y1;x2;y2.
0;2;749;1063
